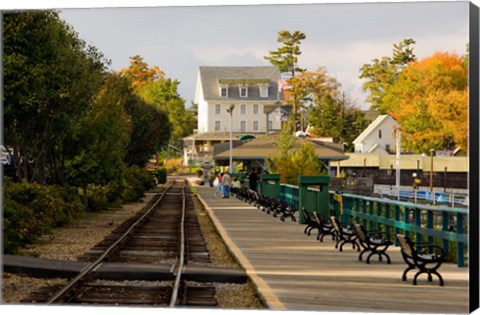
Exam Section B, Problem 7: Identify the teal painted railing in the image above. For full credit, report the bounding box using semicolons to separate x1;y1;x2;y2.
280;184;299;209
279;184;468;268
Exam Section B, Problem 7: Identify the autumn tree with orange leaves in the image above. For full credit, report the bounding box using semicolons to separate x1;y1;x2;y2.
119;55;196;144
383;52;468;154
120;55;165;90
360;40;468;154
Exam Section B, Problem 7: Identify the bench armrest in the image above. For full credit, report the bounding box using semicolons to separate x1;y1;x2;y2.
416;244;445;256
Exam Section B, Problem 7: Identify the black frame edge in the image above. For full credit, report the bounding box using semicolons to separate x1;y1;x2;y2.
469;1;480;314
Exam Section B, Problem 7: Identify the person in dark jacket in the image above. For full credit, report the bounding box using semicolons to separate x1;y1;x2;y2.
248;169;258;192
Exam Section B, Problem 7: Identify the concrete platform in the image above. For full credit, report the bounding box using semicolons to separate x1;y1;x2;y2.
192;183;470;313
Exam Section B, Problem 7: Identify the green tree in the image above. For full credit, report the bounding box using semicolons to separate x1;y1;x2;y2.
264;30;306;122
64;74;132;206
308;93;368;152
359;38;416;112
3;11;108;184
138;77;196;143
264;30;306;78
120;56;196;146
124;95;172;167
268;118;324;185
289;67;367;151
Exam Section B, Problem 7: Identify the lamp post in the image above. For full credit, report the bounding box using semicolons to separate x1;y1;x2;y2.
226;104;235;173
412;172;418;204
395;130;401;200
429;148;435;200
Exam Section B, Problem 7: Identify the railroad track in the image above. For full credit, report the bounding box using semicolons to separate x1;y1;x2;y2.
21;179;220;307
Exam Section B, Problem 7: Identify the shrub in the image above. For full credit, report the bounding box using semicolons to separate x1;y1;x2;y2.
85;184;112;211
3;178;84;254
122;166;156;202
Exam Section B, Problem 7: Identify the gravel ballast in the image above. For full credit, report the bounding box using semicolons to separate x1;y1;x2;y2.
2;189;265;309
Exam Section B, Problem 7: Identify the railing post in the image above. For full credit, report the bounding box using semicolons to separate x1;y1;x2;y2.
442;212;449;257
385;204;391;240
414;208;422;244
298;176;330;223
394;205;400;246
261;174;281;199
427;210;434;248
403;205;410;239
456;214;464;267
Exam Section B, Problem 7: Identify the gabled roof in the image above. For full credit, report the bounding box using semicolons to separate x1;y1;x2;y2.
263;104;292;115
198;66;280;101
214;133;347;161
353;114;398;144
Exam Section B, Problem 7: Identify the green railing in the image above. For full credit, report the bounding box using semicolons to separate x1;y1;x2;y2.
280;184;299;209
278;183;468;267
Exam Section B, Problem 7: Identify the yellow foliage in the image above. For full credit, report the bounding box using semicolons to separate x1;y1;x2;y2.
119;55;165;90
385;51;468;153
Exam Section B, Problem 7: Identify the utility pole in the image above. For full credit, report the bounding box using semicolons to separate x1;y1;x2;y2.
396;130;401;200
227;104;235;173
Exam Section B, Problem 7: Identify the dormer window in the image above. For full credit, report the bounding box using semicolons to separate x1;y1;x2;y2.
259;85;269;98
220;86;228;97
239;86;248;98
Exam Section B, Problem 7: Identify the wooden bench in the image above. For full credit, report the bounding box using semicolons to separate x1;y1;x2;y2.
353;224;393;264
276;200;297;222
312;212;337;242
396;234;446;286
301;207;318;236
330;216;359;252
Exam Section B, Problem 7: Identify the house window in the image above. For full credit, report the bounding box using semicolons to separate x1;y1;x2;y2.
239;87;248;98
253;120;259;131
215;120;221;131
220;87;228;97
259;86;268;98
240;104;246;115
268;120;273;130
240;120;246;132
378;129;382;139
215;104;221;115
253;104;259;115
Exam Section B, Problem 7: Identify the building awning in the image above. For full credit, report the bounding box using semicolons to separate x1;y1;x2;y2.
239;135;256;141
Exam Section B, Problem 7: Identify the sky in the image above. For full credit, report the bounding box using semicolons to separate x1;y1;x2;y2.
2;0;473;110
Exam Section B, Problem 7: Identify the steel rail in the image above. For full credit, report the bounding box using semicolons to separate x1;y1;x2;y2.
46;181;176;304
169;179;187;307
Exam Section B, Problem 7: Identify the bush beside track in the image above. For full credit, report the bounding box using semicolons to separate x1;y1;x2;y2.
3;166;156;254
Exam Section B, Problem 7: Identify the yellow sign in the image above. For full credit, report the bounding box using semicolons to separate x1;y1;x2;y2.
333;193;343;214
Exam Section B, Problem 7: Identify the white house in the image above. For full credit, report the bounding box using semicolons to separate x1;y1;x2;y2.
353;115;400;154
194;66;285;134
184;66;292;165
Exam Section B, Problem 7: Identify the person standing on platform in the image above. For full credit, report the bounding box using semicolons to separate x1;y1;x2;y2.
215;172;223;197
248;168;258;192
222;172;232;198
209;172;215;187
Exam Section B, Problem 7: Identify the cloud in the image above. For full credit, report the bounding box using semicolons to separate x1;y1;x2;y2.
57;2;469;110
